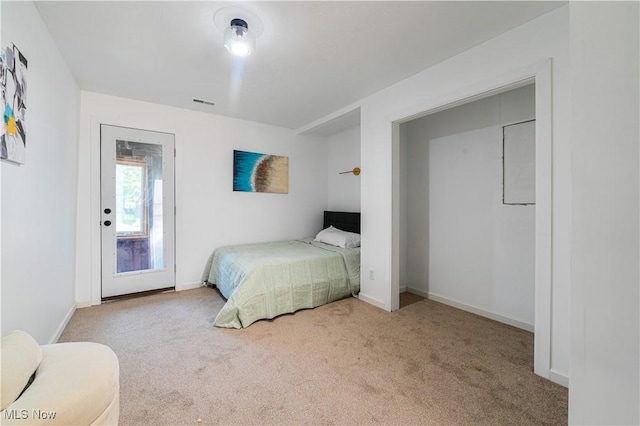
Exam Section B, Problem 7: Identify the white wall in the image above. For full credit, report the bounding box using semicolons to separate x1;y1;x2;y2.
76;92;329;306
569;2;639;424
1;1;80;343
401;86;535;330
327;125;360;212
358;5;571;382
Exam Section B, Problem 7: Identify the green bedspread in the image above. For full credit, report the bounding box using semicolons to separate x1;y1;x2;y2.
201;238;360;328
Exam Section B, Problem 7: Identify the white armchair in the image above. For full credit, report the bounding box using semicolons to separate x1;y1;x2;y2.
1;330;120;425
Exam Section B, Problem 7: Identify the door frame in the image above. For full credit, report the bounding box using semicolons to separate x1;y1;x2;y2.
88;117;178;306
99;124;176;298
390;60;555;383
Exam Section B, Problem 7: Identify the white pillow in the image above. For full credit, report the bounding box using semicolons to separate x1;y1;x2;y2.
315;226;361;248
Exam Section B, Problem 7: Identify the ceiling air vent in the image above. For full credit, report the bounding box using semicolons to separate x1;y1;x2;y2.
193;98;216;106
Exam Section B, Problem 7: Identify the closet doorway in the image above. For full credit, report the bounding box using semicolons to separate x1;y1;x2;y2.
390;63;553;381
397;83;536;332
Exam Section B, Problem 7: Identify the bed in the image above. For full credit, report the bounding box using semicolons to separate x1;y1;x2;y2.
201;211;361;328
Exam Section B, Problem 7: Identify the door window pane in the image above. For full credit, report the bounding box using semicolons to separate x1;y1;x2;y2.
115;140;164;273
116;163;146;235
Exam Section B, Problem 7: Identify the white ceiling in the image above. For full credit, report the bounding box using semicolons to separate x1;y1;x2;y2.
35;1;564;132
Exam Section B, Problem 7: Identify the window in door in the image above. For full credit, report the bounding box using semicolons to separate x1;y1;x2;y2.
114;140;165;273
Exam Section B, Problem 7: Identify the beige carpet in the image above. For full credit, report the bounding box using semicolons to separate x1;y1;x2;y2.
59;287;567;425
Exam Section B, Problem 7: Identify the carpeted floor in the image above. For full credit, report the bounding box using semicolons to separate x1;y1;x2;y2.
59;287;567;425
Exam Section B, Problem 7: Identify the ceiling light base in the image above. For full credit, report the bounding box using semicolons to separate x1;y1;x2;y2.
214;6;264;39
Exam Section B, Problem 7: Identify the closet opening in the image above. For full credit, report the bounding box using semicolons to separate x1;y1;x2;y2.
388;61;554;382
397;82;536;332
389;71;556;383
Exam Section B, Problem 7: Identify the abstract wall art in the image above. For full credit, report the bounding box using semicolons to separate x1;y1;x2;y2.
1;43;28;164
233;150;289;194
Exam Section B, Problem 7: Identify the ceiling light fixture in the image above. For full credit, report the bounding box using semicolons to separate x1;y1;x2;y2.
223;18;255;57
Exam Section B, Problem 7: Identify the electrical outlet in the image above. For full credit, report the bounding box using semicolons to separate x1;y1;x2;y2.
369;269;375;280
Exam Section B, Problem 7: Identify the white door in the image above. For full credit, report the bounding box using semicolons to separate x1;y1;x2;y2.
100;125;175;298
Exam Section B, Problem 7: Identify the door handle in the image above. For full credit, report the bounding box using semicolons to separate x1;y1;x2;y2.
104;220;112;227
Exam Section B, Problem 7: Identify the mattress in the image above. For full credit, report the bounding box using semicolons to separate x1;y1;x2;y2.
201;238;360;328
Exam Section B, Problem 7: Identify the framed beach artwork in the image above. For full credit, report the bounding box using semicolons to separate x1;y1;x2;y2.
1;43;28;164
233;150;289;194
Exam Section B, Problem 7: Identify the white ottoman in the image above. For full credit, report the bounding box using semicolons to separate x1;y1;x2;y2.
1;330;120;425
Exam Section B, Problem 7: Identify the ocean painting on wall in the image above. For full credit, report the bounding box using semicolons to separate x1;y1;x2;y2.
233;150;289;194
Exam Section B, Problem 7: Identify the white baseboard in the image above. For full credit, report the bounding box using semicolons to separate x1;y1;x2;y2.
427;292;534;332
399;285;407;293
358;292;386;310
177;282;205;291
50;302;77;344
406;286;430;298
549;369;569;388
76;300;92;308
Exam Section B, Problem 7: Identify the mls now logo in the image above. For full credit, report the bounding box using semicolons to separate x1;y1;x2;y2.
3;409;57;420
3;409;28;420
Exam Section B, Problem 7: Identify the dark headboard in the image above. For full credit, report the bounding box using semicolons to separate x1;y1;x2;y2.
323;211;361;234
